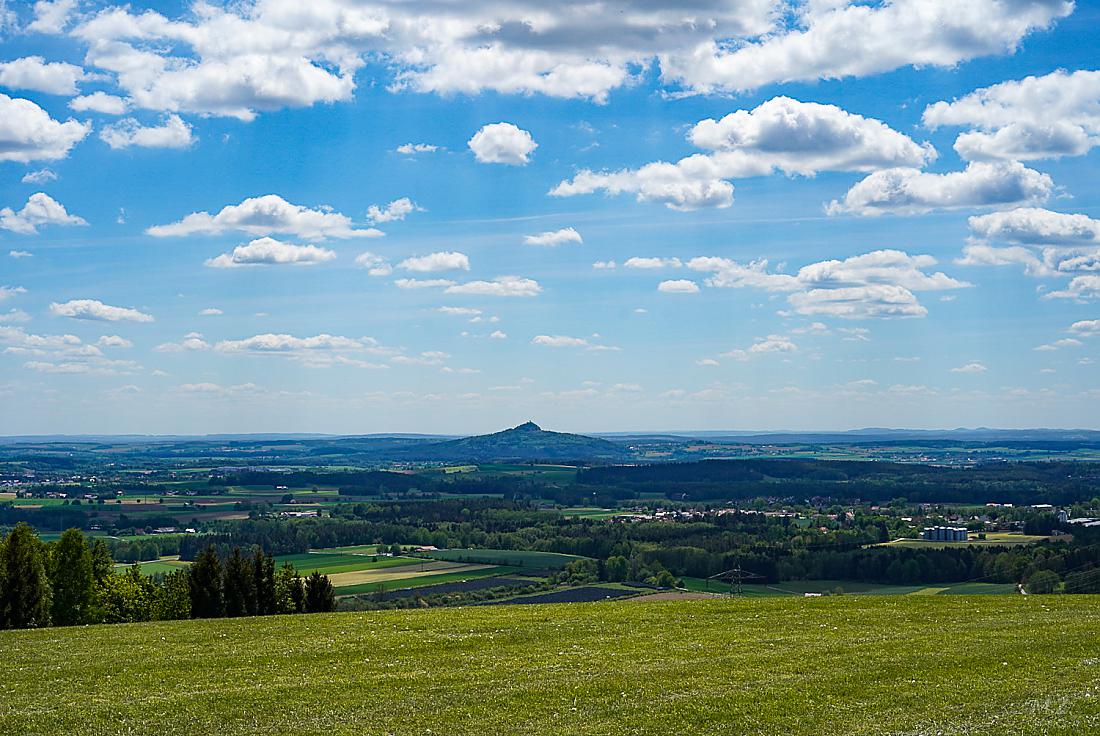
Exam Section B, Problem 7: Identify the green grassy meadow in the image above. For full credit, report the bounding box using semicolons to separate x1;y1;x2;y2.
1;596;1097;735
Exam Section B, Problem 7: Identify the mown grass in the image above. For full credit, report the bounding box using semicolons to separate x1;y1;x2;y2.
0;596;1097;735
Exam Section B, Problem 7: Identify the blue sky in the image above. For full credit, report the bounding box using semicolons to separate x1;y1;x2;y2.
1;0;1099;434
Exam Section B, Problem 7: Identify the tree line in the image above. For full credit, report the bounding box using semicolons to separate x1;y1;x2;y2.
0;523;336;630
175;499;1100;591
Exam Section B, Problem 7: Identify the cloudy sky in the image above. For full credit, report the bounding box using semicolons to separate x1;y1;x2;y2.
1;0;1099;435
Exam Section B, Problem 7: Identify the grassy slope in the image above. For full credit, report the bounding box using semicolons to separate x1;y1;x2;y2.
2;597;1098;735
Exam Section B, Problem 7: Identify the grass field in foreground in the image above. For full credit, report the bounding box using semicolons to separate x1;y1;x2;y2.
1;596;1097;735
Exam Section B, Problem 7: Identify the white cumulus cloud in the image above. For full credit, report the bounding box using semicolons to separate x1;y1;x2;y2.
445;276;541;297
147;194;382;240
657;279;700;294
20;168;56;184
100;114;194;149
0;93;89;163
395;143;439;154
367;197;421;224
827;161;1053;216
468;122;537;165
684;249;968;319
0;56;85;95
524;227;582;247
0;193;86;235
924;69;1100;161
205;237;336;268
49;299;153;323
553;97;933;211
28;0;77;34
951;361;988;374
398;251;470;273
661;0;1071;94
69;92;129;115
355;251;392;276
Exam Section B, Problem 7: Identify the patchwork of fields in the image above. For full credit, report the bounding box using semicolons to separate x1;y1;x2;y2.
680;577;1017;597
1;596;1096;735
119;550;530;598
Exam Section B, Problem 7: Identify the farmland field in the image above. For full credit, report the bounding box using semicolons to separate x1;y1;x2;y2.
272;553;422;576
485;585;641;605
423;548;586;569
113;557;191;576
679;577;1017;597
325;561;491;588
377;576;533;600
1;597;1097;735
333;566;521;597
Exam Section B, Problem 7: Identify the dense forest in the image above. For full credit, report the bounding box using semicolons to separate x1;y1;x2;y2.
0;524;336;630
578;460;1100;505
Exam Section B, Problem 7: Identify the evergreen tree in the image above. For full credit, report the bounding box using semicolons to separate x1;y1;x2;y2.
223;547;255;617
0;534;7;629
253;549;277;615
49;528;95;626
304;571;336;613
1;523;52;629
188;546;223;618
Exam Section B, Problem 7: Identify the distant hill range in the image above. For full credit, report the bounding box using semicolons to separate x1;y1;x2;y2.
597;427;1100;444
390;422;631;462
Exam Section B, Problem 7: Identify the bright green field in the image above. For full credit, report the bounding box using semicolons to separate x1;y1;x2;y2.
423;548;585;569
114;559;191;576
1;597;1098;735
334;566;521;596
272;553;421;575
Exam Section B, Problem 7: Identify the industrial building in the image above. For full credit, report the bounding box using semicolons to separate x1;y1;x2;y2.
922;526;969;542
